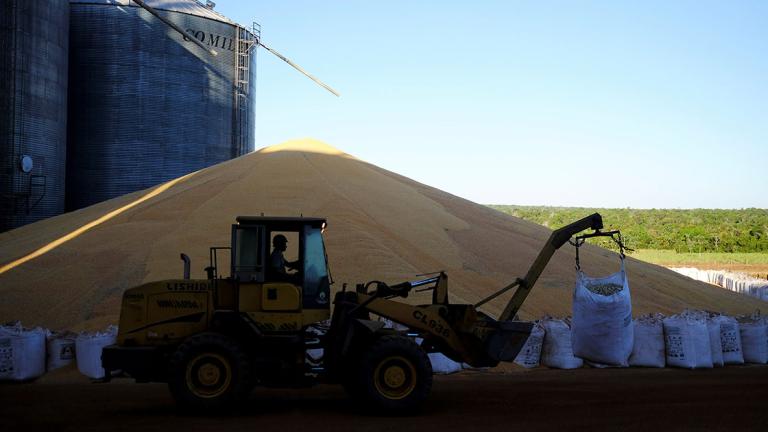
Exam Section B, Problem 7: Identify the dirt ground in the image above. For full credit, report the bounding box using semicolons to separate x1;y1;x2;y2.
2;367;767;432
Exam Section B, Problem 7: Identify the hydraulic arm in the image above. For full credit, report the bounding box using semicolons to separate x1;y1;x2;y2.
475;213;604;321
326;213;607;368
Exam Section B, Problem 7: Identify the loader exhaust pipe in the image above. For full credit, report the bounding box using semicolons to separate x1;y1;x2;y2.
180;253;191;279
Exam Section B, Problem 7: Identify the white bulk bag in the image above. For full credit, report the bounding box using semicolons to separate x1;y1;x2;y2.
76;325;117;379
514;323;545;368
628;315;665;368
46;331;76;371
739;321;768;364
0;323;46;381
541;318;583;369
571;259;633;367
428;352;462;374
663;315;712;369
712;315;744;365
707;320;724;367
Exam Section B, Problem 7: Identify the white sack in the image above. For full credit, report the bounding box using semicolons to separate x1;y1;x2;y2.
571;261;633;367
707;320;724;367
305;348;323;367
46;332;76;371
663;314;713;369
380;318;409;332
541;318;583;369
76;325;117;379
739;321;768;364
712;315;744;365
428;352;462;374
514;323;545;368
628;315;665;368
414;337;462;374
0;323;46;381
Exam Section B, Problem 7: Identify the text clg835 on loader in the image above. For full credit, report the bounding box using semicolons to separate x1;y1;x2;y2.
103;213;608;413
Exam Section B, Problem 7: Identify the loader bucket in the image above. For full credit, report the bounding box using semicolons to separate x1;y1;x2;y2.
485;320;534;362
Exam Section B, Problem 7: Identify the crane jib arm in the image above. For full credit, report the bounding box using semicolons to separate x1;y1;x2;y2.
498;213;603;321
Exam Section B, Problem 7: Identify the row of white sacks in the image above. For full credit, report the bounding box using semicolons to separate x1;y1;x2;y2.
2;319;468;380
671;267;768;301
513;311;768;370
0;323;117;381
5;312;767;379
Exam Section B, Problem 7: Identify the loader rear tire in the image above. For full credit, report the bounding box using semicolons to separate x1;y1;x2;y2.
167;333;251;412
352;335;432;415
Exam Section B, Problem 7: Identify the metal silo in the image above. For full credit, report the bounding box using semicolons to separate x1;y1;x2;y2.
0;0;69;232
66;0;256;210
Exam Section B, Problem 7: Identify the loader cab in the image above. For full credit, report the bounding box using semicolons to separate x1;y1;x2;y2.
230;217;331;326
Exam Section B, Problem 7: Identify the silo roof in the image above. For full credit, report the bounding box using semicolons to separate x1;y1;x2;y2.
70;0;239;26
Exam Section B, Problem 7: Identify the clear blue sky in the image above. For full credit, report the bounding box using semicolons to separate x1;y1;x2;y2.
213;1;767;209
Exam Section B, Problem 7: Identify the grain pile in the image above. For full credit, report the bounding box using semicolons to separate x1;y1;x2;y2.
586;282;624;296
0;139;762;330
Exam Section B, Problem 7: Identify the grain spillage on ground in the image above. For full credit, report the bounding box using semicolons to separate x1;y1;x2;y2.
0;138;763;330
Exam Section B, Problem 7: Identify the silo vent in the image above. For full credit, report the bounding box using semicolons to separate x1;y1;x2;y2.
20;156;33;173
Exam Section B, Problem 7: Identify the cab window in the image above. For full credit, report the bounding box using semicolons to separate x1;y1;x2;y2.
303;226;329;305
233;225;265;282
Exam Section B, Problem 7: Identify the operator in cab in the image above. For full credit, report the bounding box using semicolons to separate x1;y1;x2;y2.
269;234;299;281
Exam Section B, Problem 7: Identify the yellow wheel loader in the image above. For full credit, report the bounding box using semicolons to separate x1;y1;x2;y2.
102;213;607;414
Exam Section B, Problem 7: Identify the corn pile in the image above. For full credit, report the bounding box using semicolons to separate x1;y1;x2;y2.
586;282;623;296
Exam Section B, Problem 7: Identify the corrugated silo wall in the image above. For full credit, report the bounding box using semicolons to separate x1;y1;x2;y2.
0;0;69;232
66;3;256;211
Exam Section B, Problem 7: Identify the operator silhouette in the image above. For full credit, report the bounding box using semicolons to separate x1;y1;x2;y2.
269;234;299;281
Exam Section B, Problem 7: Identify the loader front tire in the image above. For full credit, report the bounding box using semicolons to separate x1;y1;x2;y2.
352;335;432;415
167;333;251;412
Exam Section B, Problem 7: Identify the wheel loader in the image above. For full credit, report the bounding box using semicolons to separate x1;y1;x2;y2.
102;213;607;413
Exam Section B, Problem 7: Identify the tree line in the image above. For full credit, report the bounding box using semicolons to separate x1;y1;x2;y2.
489;206;768;254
